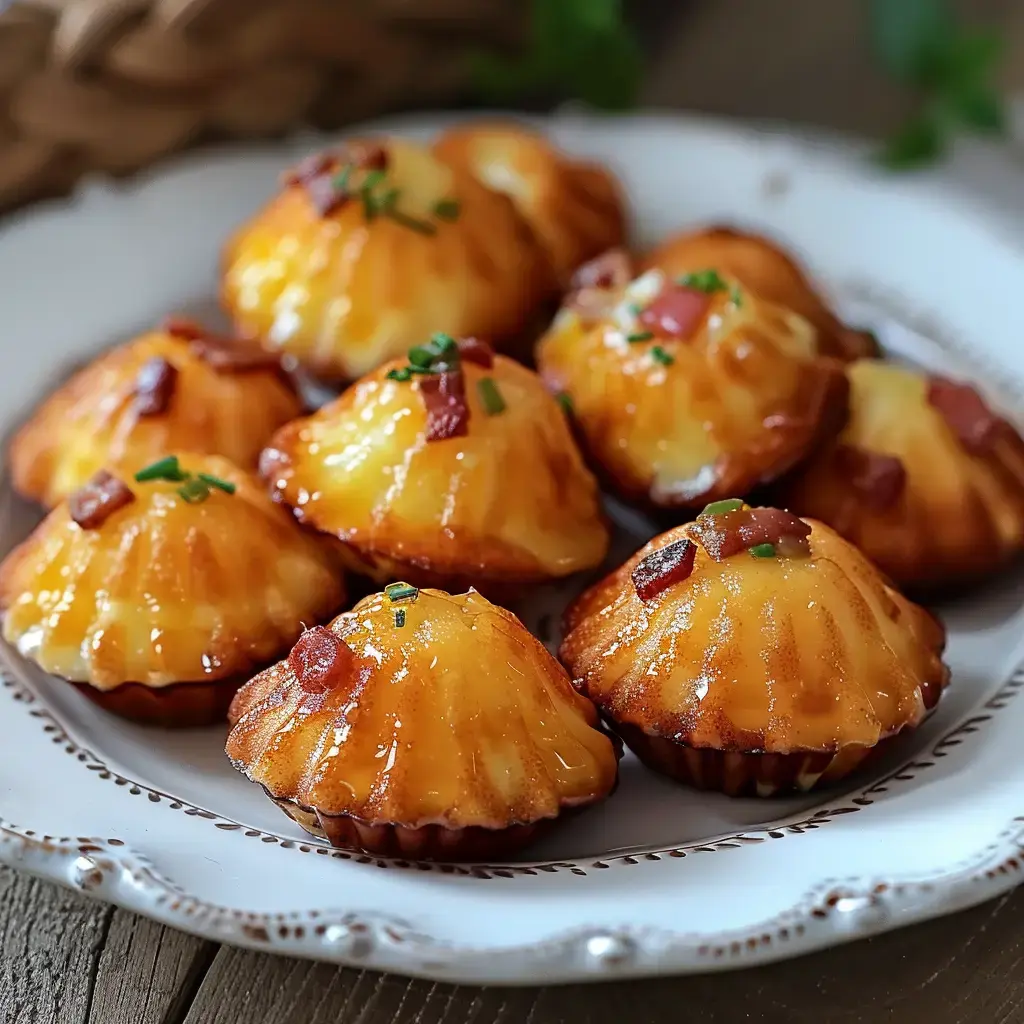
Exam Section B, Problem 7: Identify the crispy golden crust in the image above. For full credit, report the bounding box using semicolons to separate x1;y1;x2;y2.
226;588;619;848
780;360;1024;588
221;137;556;381
643;227;879;362
0;454;345;692
263;355;610;589
535;269;848;510
9;331;301;508
561;518;949;758
434;122;626;286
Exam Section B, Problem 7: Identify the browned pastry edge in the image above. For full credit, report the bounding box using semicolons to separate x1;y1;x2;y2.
72;678;242;728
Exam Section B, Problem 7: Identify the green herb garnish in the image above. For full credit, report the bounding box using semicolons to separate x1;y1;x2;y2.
197;473;236;495
701;498;744;516
730;285;744;308
387;367;413;382
385;583;419;604
394;608;407;628
134;456;186;483
177;478;210;504
390;334;462;381
626;331;654;343
477;377;506;416
750;543;776;559
387;209;438;236
433;198;461;221
557;393;574;415
651;346;674;366
408;345;437;369
677;269;728;294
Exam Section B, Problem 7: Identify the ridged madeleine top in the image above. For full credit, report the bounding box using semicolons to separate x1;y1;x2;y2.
0;455;344;689
561;518;948;754
434;122;626;285
643;227;878;362
263;354;609;584
9;330;301;508
782;360;1024;587
227;588;619;829
221;137;554;380
535;268;845;508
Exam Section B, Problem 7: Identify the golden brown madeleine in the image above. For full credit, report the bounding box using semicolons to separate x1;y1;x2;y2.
561;504;949;797
0;454;345;727
262;336;609;594
780;360;1024;589
9;321;301;508
434;121;626;286
535;260;847;510
226;585;619;860
220;137;555;381
643;227;879;362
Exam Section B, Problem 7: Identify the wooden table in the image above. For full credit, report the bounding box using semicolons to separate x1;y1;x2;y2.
5;2;1024;1021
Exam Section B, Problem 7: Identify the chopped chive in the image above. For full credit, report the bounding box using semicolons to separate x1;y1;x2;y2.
429;332;458;353
701;498;744;516
177;478;209;503
750;543;776;558
627;331;654;343
730;285;743;308
387;367;413;382
394;608;407;628
384;582;419;603
477;377;506;416
651;346;674;366
387;209;437;235
332;165;352;193
372;187;400;215
677;269;728;294
197;473;236;495
134;456;186;483
408;345;436;368
433;198;461;221
360;169;386;193
557;392;574;414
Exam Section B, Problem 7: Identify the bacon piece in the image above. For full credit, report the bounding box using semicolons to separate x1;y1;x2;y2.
304;172;349;217
639;285;710;339
833;445;907;511
341;140;389;171
693;507;811;561
133;357;178;416
927;376;1003;455
164;318;282;374
419;370;469;442
288;626;354;695
69;471;135;530
457;337;494;369
631;539;697;601
570;248;632;292
284;151;334;187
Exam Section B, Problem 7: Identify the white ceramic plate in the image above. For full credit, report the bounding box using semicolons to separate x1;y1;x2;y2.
2;112;1024;986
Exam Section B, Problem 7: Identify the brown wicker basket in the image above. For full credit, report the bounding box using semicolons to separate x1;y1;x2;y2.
0;0;521;210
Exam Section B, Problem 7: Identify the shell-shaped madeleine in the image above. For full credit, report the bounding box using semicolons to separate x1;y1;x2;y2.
0;455;345;690
434;122;626;286
562;516;948;766
263;352;609;591
221;137;555;381
780;360;1024;588
535;267;847;510
9;327;301;508
227;587;618;857
643;227;878;362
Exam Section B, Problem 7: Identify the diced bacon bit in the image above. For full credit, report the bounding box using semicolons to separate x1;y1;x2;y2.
638;285;711;339
631;539;697;601
133;357;178;416
570;248;633;292
288;626;354;694
284;151;334;187
833;445;907;511
927;376;1004;455
69;471;136;530
456;337;494;368
164;318;282;374
287;142;389;216
692;507;811;561
419;370;469;442
303;174;347;217
341;140;389;171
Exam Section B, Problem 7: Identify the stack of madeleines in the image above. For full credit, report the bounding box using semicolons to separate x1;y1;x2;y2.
3;121;1018;861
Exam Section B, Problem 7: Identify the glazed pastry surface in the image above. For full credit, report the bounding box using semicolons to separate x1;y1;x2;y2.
0;454;344;689
221;137;554;380
781;360;1024;587
562;517;948;754
227;588;619;828
9;329;301;507
535;267;845;508
263;352;609;585
434;122;626;284
643;227;878;362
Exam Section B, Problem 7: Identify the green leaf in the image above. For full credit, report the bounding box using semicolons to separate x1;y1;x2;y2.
938;28;1003;89
869;0;953;82
878;114;945;169
950;84;1007;134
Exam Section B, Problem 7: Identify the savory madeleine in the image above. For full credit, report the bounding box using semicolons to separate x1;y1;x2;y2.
0;454;344;726
262;336;609;594
9;322;301;508
561;505;949;796
643;226;878;362
780;359;1024;589
535;259;847;510
434;121;626;285
221;136;555;381
226;586;619;860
